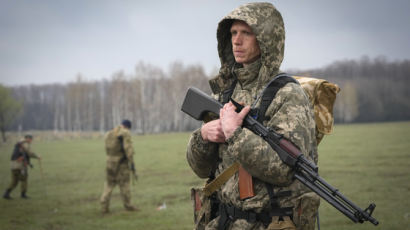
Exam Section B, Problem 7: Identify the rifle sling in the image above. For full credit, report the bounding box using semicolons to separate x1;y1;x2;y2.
203;162;240;196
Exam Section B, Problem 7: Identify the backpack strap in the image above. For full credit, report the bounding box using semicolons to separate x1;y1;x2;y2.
257;73;297;218
255;73;298;123
220;79;237;104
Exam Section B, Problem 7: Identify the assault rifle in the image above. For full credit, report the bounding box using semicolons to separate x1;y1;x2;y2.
181;87;379;226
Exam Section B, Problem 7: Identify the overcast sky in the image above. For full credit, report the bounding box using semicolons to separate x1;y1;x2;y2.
1;0;409;86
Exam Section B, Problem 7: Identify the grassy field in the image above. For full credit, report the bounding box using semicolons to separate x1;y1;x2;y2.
0;122;409;230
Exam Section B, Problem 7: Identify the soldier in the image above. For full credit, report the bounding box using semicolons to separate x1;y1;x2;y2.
187;2;319;230
100;119;138;214
3;134;41;199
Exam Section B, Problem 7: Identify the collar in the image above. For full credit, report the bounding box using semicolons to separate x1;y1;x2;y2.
233;59;261;90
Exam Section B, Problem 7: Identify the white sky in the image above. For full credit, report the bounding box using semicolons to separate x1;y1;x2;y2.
1;0;409;86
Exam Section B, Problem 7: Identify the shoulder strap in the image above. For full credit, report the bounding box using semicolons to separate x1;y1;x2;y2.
203;162;240;196
256;73;298;123
221;80;237;104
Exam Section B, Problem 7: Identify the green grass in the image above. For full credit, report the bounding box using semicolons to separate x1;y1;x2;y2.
317;122;410;230
0;122;409;230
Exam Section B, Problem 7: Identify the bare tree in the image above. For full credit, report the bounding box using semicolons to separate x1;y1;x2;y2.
335;81;359;122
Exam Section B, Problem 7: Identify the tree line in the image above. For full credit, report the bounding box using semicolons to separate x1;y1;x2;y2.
4;56;410;134
294;56;410;123
8;62;210;134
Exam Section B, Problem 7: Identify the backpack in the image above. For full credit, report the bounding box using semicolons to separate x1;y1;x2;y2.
293;76;340;144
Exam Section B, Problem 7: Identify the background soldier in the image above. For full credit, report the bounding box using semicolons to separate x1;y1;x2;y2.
187;2;319;230
3;134;41;199
100;119;138;214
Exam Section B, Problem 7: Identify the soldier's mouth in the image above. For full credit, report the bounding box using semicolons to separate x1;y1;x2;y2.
233;51;245;56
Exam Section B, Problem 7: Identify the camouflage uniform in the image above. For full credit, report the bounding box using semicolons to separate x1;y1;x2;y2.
187;2;319;230
100;125;136;212
5;138;39;198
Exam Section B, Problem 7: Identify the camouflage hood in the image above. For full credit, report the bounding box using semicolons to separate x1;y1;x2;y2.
210;2;285;94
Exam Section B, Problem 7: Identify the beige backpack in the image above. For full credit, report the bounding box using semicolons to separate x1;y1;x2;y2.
294;76;340;144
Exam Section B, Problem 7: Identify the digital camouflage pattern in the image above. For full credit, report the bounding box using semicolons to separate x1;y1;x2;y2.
7;139;39;194
294;77;340;144
100;125;136;212
187;2;319;230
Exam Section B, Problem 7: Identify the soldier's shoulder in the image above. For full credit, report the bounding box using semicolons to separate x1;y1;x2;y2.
104;128;113;136
276;82;309;104
117;126;131;137
278;81;304;94
17;138;26;145
266;82;311;121
20;141;30;149
104;127;119;139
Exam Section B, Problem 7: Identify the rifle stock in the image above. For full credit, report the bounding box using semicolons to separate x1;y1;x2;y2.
181;87;222;120
181;87;379;226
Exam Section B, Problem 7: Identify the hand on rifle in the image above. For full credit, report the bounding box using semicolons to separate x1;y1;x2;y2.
220;101;250;139
201;119;226;143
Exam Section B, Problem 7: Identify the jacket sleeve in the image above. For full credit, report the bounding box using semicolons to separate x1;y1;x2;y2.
22;143;39;159
28;152;39;159
186;128;219;179
226;83;316;186
123;132;135;162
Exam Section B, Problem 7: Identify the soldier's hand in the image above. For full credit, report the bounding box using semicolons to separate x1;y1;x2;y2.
201;119;226;143
220;101;250;139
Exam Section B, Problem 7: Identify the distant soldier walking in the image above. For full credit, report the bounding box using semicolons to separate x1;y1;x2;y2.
100;120;138;214
3;134;41;199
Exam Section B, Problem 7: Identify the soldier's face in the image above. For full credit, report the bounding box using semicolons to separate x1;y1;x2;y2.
230;20;261;66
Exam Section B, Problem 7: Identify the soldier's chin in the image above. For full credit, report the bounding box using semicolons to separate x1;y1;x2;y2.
234;57;246;64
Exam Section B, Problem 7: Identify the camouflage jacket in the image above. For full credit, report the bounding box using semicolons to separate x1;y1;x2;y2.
104;126;135;166
186;2;319;230
10;139;39;170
